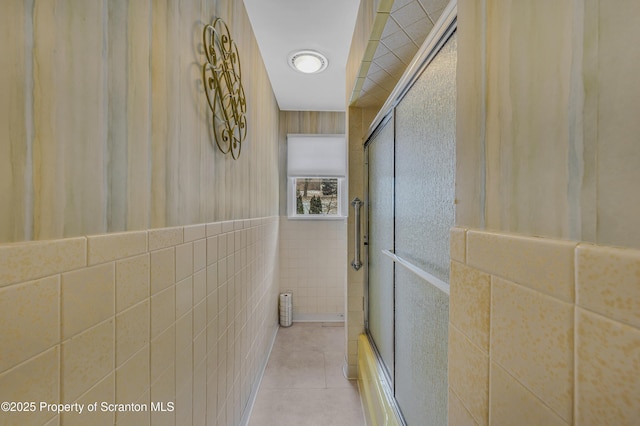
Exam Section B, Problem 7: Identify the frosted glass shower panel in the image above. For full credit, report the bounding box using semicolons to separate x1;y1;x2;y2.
393;32;456;425
395;34;457;283
367;117;395;379
394;268;449;426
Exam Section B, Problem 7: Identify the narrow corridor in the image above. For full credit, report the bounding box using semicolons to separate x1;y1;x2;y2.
248;323;365;425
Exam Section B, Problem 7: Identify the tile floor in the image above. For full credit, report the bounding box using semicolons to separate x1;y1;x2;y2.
248;322;365;426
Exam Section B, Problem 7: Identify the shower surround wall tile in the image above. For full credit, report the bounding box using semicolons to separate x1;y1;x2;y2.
449;226;640;426
0;218;279;426
490;363;568;426
449;261;490;352
448;324;489;426
575;309;640;425
576;243;640;328
491;277;574;422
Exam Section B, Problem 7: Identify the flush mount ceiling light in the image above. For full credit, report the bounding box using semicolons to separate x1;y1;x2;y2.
289;50;328;74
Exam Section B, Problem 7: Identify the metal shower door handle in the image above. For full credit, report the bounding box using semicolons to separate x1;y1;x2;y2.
351;197;363;270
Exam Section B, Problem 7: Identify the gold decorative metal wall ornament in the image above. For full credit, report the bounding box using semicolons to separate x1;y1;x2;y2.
202;18;247;160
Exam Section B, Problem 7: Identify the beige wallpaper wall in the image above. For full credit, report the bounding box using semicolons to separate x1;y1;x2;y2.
456;0;640;250
278;111;346;215
0;1;283;425
0;0;280;244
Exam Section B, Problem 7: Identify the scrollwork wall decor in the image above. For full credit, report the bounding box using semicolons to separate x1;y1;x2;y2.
203;18;247;160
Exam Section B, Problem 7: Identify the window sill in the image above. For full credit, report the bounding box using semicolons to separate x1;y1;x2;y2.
286;215;347;221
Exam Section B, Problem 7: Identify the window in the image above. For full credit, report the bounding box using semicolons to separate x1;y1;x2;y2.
294;177;339;215
287;134;347;218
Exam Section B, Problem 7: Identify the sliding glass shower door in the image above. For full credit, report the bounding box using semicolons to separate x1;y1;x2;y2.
366;115;396;384
365;31;457;426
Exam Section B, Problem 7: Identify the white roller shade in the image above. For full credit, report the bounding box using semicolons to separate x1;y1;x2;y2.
287;134;347;177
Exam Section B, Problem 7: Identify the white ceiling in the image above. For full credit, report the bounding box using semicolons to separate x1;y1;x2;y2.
243;0;361;112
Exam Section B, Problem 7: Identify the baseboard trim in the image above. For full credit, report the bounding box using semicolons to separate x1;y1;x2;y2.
293;313;345;322
239;322;279;426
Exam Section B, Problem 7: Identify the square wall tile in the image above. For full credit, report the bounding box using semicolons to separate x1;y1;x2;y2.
194;239;206;272
576;243;640;328
151;286;175;339
62;373;114;426
148;226;183;251
450;227;467;263
43;415;60;426
194;300;207;337
151;364;176;425
207;236;219;266
419;0;449;17
116;301;149;366
448;324;489;426
193;269;207;304
116;346;149;405
226;254;236;280
0;237;86;288
175;277;193;319
217;235;228;260
576;308;640;425
88;231;147;266
175;380;193;426
175;346;193;394
194;329;207;368
116;253;149;313
405;16;434;45
0;347;59;426
151;326;175;381
116;390;151;426
150;248;175;295
62;320;114;403
218;260;228;285
234;232;242;252
0;276;59;372
62;263;115;339
490;362;569;426
207;289;219;325
175;243;193;282
449;387;479;426
226;235;235;258
207;264;218;294
184;224;205;243
206;222;222;237
491;277;573;422
467;231;576;302
193;361;207;426
175;311;193;352
450;261;490;352
207;317;219;363
390;0;413;13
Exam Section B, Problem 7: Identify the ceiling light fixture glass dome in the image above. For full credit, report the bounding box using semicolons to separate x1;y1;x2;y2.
289;50;328;74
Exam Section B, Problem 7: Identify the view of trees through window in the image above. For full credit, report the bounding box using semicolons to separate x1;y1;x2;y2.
295;178;338;215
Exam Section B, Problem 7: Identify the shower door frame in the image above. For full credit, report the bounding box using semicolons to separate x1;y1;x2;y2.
361;3;458;424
